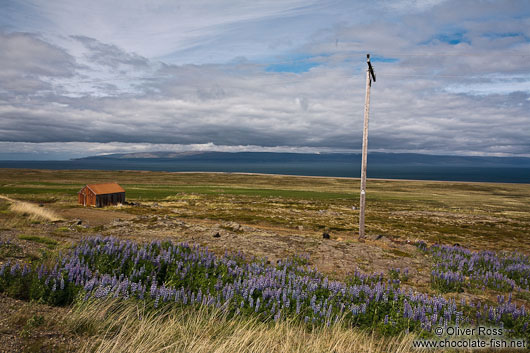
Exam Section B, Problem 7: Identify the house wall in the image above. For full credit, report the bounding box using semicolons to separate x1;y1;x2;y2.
78;187;97;206
78;187;125;207
95;192;125;207
87;191;97;206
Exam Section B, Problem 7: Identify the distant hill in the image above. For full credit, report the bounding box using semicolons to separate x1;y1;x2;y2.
77;151;530;167
2;151;528;183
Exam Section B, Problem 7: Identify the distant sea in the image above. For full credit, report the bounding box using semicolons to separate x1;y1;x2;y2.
1;152;529;183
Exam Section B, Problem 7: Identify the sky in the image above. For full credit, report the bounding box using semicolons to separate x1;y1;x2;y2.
0;0;529;160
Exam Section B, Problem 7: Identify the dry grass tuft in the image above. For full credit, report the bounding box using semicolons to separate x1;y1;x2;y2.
66;299;424;353
0;195;62;222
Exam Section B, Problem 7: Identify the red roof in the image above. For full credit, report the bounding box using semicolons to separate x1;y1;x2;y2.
84;183;125;195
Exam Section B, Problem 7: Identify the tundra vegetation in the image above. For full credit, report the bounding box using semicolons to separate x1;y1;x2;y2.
0;168;529;352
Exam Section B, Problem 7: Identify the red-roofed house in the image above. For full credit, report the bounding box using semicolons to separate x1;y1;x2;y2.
78;183;125;207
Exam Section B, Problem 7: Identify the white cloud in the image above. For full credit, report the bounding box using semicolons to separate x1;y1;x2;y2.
2;0;329;63
0;0;529;159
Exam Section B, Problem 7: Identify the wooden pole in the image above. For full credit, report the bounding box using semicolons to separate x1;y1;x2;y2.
359;54;375;239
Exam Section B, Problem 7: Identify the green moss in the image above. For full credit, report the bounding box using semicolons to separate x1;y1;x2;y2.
18;235;58;248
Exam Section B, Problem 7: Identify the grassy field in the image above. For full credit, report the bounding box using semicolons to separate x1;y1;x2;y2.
1;168;529;352
67;299;420;353
1;168;529;252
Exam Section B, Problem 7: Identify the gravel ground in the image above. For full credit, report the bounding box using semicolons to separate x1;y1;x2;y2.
0;294;81;353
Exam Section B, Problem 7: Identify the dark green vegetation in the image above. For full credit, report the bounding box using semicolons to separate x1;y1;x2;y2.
1;168;529;252
18;235;58;248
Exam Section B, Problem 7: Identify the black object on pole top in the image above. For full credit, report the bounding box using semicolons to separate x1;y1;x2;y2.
366;53;376;82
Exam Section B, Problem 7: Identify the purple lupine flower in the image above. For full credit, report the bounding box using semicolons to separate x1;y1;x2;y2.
2;234;525;340
150;279;157;298
11;263;19;276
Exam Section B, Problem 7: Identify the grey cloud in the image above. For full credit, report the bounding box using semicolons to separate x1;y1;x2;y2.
1;1;530;158
306;1;530;80
0;31;76;95
0;32;76;77
196;85;228;100
297;97;309;111
1;64;528;157
72;35;149;69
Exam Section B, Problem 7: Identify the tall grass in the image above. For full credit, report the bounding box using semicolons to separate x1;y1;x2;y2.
67;299;423;353
0;195;62;222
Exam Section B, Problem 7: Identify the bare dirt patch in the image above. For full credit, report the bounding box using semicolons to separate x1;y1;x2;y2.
57;207;135;226
105;215;430;286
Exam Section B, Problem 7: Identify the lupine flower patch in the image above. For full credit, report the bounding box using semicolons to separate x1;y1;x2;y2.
422;244;530;293
1;236;529;340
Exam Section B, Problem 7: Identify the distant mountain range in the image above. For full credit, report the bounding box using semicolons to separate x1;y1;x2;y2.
2;151;528;183
78;151;530;167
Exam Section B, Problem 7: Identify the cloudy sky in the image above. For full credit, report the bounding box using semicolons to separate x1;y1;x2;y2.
1;0;529;160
